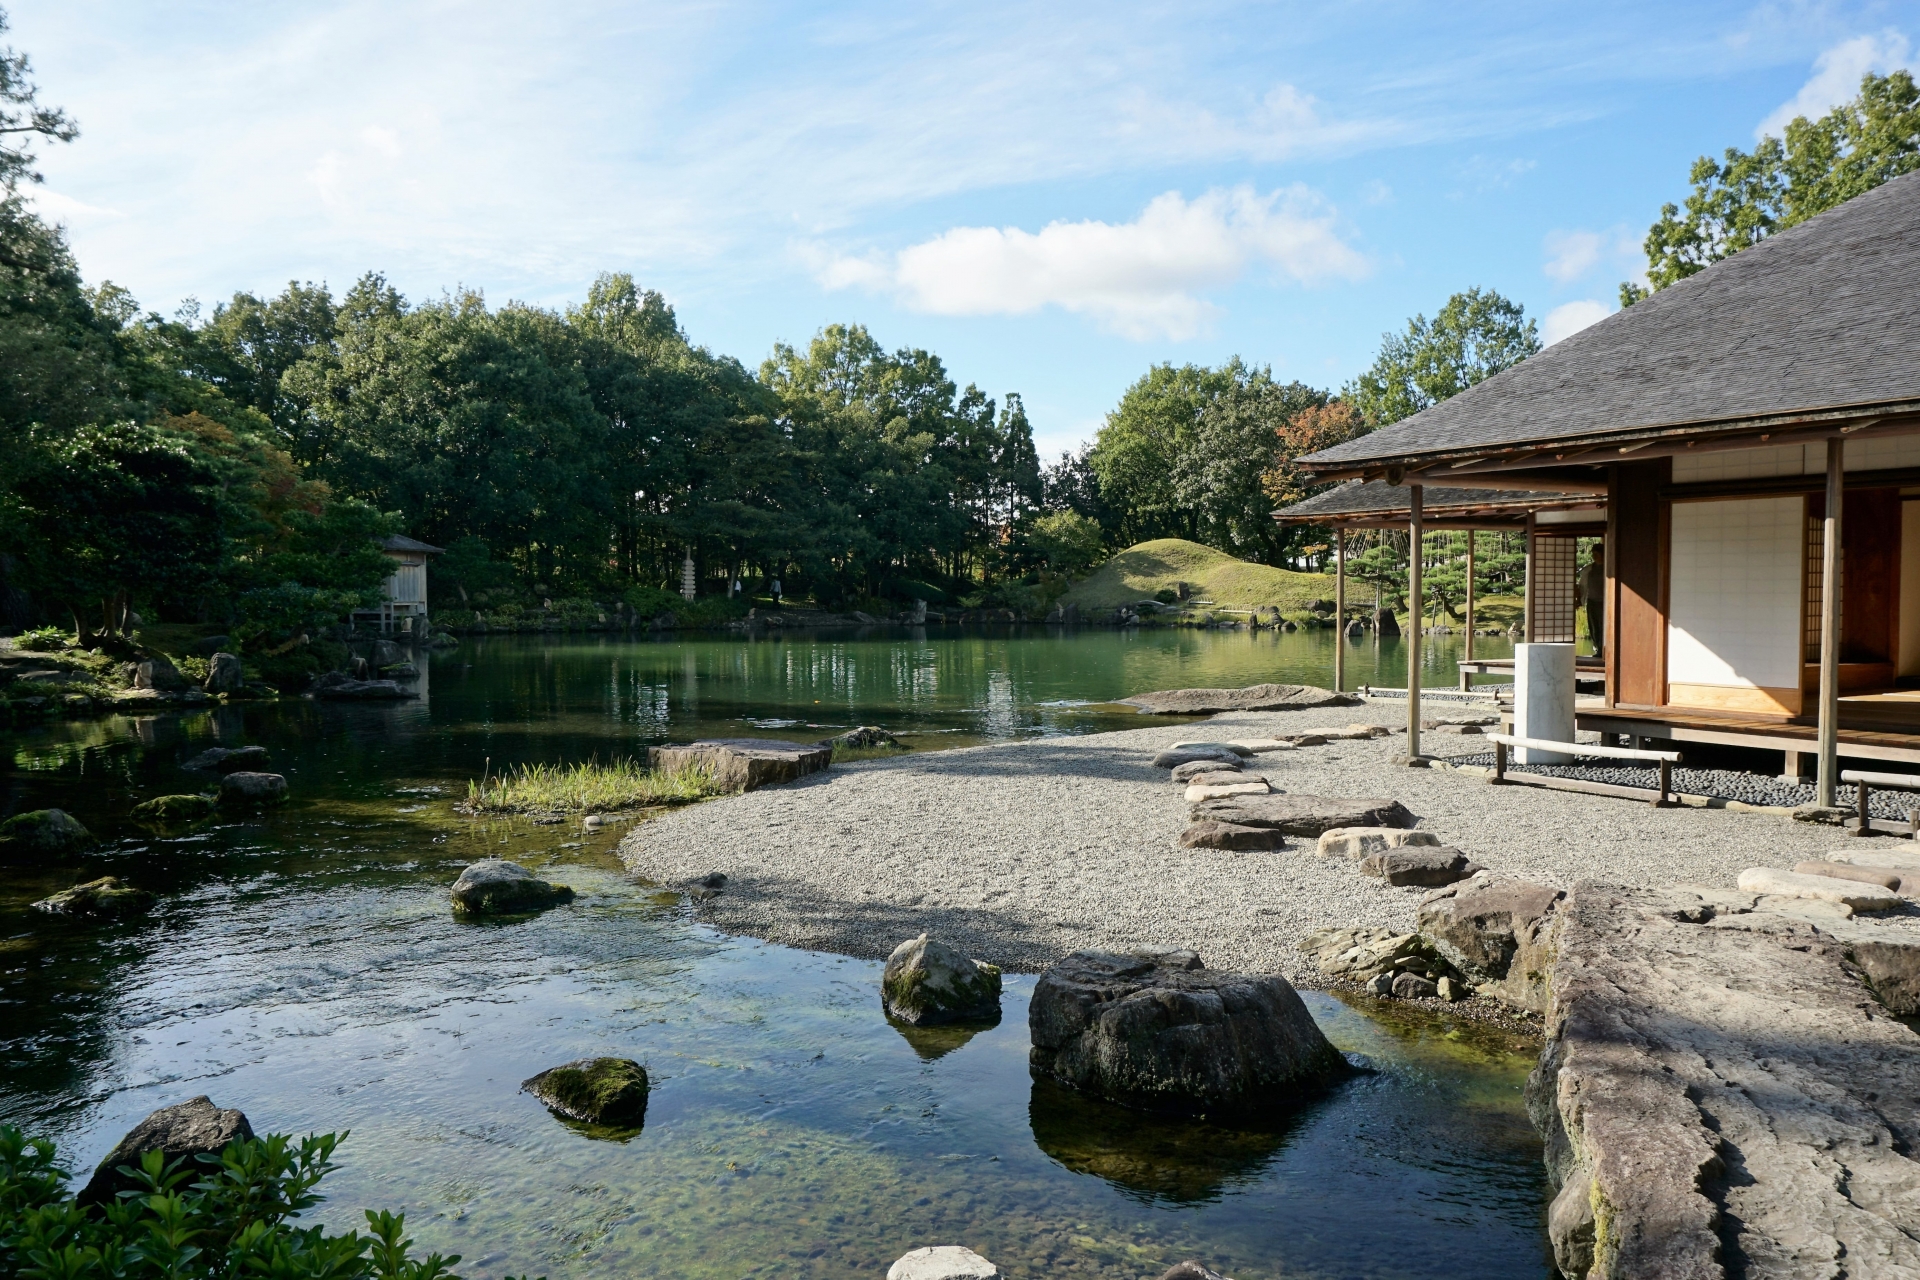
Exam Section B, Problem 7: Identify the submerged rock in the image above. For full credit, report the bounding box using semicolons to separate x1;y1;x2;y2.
882;934;1002;1025
218;772;288;805
450;859;575;914
183;745;269;774
1028;948;1344;1114
77;1096;253;1206
521;1057;649;1125
132;794;217;823
886;1246;1000;1280
0;808;95;856
33;876;154;918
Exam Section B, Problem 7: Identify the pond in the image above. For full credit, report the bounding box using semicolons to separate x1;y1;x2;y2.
1;626;1548;1280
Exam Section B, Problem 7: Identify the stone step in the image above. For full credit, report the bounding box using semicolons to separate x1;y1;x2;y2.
1827;847;1920;872
1735;867;1903;911
1184;780;1272;802
1315;826;1441;859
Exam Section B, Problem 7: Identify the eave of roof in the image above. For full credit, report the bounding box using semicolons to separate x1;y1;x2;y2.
1272;480;1594;524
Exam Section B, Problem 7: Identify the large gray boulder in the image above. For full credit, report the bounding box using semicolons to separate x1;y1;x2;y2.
1120;684;1361;714
1177;820;1287;851
882;934;1002;1024
77;1096;253;1206
450;859;574;915
130;655;188;691
648;738;830;791
204;652;245;694
1356;846;1483;887
521;1057;649;1126
1190;794;1415;836
0;808;95;856
1028;948;1344;1114
1416;874;1563;993
218;772;288;806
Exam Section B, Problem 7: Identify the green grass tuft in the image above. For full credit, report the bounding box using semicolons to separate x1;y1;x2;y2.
463;757;725;814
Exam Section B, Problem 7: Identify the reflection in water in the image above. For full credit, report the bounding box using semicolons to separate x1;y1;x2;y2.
886;1013;1000;1062
1027;1075;1311;1205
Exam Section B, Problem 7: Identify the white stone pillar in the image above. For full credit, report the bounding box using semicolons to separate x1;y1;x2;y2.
1514;642;1576;764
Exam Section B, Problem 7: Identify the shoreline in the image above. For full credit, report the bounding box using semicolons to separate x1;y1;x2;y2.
617;699;1857;980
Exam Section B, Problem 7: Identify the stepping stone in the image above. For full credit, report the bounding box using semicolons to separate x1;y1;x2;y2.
1120;683;1360;714
1792;861;1904;891
1357;846;1483;887
1316;826;1441;859
1423;714;1499;729
649;738;829;790
1170;759;1241;782
1331;724;1393;740
1153;747;1244;769
1827;848;1920;872
1185;780;1272;802
1228;739;1297;753
1279;734;1329;747
1177;770;1265;787
1178;820;1289;851
1169;740;1256;757
1429;723;1485;735
1735;867;1902;911
1193;794;1415;837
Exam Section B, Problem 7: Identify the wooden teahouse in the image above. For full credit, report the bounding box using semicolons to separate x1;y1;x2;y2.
354;534;444;634
1285;170;1920;805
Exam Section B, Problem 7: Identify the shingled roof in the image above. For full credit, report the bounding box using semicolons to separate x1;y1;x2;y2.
1302;170;1920;473
1273;480;1589;523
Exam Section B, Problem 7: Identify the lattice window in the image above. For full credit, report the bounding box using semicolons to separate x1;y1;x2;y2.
1805;511;1842;661
1530;534;1578;644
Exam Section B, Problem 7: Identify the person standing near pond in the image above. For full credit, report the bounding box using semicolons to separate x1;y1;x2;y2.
1579;541;1605;656
771;577;782;608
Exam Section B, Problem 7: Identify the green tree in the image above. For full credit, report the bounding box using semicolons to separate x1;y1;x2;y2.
0;6;76;195
1087;360;1252;545
1344;288;1539;429
1170;378;1327;563
1623;71;1920;304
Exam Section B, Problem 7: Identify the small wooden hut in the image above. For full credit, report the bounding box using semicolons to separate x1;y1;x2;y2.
354;534;444;634
1284;170;1920;804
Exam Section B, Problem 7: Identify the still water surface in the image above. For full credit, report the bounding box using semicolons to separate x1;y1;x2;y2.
1;627;1544;1279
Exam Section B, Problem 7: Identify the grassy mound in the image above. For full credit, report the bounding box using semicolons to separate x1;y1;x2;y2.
1061;539;1336;611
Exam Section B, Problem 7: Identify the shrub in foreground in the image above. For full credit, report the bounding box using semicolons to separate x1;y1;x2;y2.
0;1125;536;1280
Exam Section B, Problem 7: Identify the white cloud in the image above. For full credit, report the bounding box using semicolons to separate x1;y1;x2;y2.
1542;225;1638;283
811;185;1369;341
27;187;123;222
1757;31;1910;139
1543;299;1611;345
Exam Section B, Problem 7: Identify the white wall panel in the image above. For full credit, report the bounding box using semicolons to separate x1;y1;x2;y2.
1671;444;1809;483
1668;497;1802;690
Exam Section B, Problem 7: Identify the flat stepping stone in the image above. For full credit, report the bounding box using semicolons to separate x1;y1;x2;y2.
1423;714;1499;728
649;738;829;790
1177;769;1264;787
1228;739;1297;753
1316;826;1441;859
1168;740;1256;757
1827;848;1920;872
1120;683;1360;714
1357;846;1483;887
1152;746;1244;769
1185;779;1272;802
1429;723;1486;735
1178;820;1288;851
1193;794;1415;836
1170;760;1242;782
1735;867;1902;911
1792;861;1904;891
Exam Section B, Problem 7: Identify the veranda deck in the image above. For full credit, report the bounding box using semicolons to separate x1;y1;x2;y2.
1576;694;1920;771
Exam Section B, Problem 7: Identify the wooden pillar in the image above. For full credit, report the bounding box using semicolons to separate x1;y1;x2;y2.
1818;437;1845;807
1464;531;1476;663
1334;528;1347;693
1408;486;1424;759
1523;511;1536;643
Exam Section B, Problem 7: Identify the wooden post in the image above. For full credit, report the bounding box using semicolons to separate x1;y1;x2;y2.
1408;485;1424;760
1334;527;1347;693
1523;511;1536;643
1857;779;1871;834
1817;437;1844;808
1464;531;1475;664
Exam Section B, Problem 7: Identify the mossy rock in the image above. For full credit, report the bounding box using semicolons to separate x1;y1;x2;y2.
449;859;575;915
882;934;1002;1025
132;794;217;824
0;808;95;856
522;1057;649;1125
34;876;154;918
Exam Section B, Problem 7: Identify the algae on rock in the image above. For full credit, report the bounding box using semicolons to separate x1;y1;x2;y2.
522;1057;649;1126
882;934;1002;1025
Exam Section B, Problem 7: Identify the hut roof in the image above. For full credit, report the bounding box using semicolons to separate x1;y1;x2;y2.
380;534;445;555
1302;171;1920;474
1273;480;1588;524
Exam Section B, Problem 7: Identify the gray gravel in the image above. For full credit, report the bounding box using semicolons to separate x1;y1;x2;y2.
1448;751;1920;819
617;699;1867;979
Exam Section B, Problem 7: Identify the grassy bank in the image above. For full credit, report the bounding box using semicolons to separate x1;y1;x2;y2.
464;758;724;814
1061;539;1334;611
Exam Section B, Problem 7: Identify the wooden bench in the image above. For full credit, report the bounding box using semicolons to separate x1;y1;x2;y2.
1840;769;1920;838
1487;732;1685;807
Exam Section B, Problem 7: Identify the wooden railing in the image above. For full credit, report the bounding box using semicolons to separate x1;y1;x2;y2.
1840;769;1920;837
1486;733;1684;807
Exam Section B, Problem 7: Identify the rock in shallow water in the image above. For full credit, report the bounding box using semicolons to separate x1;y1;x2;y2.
886;1246;1000;1280
132;794;217;823
0;808;95;856
522;1057;649;1125
1028;948;1344;1114
33;876;154;918
78;1096;253;1206
882;934;1002;1024
218;772;288;805
183;745;269;774
450;859;575;914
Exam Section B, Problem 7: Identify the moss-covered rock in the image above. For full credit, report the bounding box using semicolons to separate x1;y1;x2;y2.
449;859;575;915
882;934;1002;1025
132;794;217;823
0;808;95;856
521;1057;648;1125
34;876;154;918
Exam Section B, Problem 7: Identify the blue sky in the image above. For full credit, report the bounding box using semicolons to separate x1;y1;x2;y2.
13;1;1920;456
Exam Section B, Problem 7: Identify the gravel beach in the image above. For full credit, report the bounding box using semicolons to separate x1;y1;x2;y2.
618;698;1865;978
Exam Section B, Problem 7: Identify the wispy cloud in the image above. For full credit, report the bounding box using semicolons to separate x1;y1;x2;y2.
811;185;1370;341
1757;30;1910;139
1542;299;1611;345
1542;225;1639;284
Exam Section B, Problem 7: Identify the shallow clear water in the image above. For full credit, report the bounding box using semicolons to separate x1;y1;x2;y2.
1;627;1546;1279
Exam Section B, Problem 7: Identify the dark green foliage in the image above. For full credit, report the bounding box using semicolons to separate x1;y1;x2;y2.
1343;288;1539;429
0;1124;526;1280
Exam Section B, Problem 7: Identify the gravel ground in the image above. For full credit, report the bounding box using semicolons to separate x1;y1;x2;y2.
1447;750;1920;819
616;698;1887;979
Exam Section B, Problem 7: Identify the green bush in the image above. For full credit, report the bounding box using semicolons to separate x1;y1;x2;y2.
0;1124;533;1280
621;586;681;618
14;628;67;652
174;655;211;683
